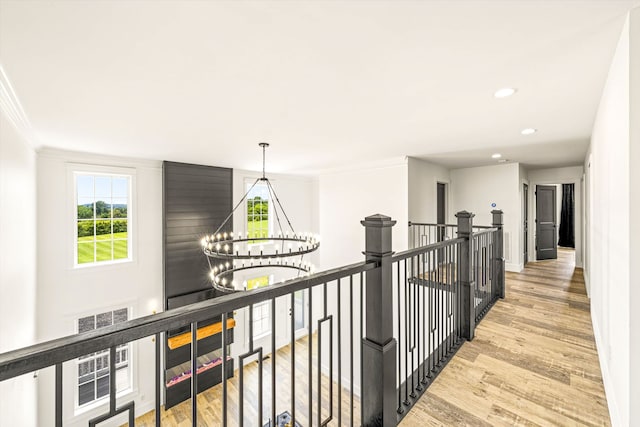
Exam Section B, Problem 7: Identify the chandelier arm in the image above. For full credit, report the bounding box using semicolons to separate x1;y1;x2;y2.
266;179;296;236
265;180;286;253
213;177;261;236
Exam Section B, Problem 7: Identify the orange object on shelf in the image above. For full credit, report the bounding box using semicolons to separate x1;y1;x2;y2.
167;318;236;350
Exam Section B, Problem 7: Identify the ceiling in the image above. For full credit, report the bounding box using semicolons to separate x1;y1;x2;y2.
0;0;638;173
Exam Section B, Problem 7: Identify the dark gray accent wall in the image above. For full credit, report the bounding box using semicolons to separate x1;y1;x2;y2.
163;161;233;302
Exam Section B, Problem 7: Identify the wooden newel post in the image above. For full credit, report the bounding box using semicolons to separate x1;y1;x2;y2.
492;209;505;299
456;211;475;341
361;214;398;427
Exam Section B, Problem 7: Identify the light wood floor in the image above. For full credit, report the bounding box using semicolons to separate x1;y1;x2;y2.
131;248;609;426
131;334;361;427
400;248;611;426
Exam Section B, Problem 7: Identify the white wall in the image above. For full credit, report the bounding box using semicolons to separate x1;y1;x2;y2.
587;13;631;426
319;160;409;269
527;166;584;267
450;163;521;271
318;160;409;395
36;149;163;427
407;157;450;224
0;112;38;426
628;7;640;424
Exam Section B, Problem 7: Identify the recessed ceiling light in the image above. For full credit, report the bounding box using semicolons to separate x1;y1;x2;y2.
494;87;517;98
491;153;502;159
521;128;537;135
498;159;508;163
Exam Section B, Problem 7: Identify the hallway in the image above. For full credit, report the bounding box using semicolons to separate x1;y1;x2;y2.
400;249;610;426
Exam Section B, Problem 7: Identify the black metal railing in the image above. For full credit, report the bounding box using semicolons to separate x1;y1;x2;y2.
0;210;505;426
392;238;464;419
0;261;374;427
472;228;498;322
408;222;494;249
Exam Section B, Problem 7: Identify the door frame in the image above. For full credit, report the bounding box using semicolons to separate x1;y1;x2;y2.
529;175;583;265
535;185;558;260
523;183;529;265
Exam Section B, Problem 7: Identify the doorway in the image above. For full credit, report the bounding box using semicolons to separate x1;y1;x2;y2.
536;185;558;260
523;183;529;265
437;182;447;242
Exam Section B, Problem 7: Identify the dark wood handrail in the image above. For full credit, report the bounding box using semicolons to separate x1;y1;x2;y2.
0;260;377;382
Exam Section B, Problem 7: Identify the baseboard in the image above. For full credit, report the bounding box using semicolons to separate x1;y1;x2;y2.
505;262;523;273
591;309;621;426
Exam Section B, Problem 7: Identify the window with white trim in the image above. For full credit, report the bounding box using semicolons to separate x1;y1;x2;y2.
246;182;269;240
247;276;271;338
75;172;131;266
77;308;131;407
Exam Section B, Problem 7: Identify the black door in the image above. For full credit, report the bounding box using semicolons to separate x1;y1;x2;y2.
536;185;557;260
524;183;528;265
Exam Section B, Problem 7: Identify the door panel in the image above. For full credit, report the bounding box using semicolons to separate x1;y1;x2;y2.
437;183;446;261
536;185;557;260
524;184;528;265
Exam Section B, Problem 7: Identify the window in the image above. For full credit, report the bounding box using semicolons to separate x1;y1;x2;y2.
246;182;269;240
77;308;131;408
247;276;271;338
75;173;131;266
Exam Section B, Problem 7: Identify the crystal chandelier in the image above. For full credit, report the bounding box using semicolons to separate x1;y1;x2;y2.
201;143;320;293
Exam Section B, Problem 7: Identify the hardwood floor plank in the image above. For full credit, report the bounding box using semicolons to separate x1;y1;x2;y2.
400;249;610;426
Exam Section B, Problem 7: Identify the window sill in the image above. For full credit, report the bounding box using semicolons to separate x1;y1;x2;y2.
73;387;133;417
73;258;134;271
253;331;272;341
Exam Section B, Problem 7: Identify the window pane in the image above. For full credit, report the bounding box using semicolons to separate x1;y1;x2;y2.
96;241;112;261
78;381;95;406
96;200;112;219
96;312;113;328
95;220;112;239
77;198;94;219
78;316;95;333
77;220;95;240
112;177;128;198
78;359;95;377
113;219;127;235
77;175;94;197
113;240;127;260
95;176;111;198
78;242;95;264
96;375;110;399
113;308;128;324
112;198;127;218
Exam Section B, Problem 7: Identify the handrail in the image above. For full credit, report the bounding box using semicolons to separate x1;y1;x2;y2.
392;237;465;262
408;222;457;227
472;227;498;236
0;260;377;382
408;222;493;230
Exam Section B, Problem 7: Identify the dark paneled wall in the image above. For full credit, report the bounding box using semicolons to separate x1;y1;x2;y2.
163;161;233;302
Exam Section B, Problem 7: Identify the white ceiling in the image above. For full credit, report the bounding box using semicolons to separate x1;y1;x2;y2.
0;0;638;173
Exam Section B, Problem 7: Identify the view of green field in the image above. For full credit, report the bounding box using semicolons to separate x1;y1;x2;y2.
78;232;128;264
247;219;269;239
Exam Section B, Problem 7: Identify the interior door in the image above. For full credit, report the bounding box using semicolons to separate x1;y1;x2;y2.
536;185;557;260
437;183;446;241
524;184;529;264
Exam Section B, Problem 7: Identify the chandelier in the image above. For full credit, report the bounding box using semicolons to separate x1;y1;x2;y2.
201;143;320;293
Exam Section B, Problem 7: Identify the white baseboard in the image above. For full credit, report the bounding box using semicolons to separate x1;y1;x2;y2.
591;309;621;426
505;262;523;272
